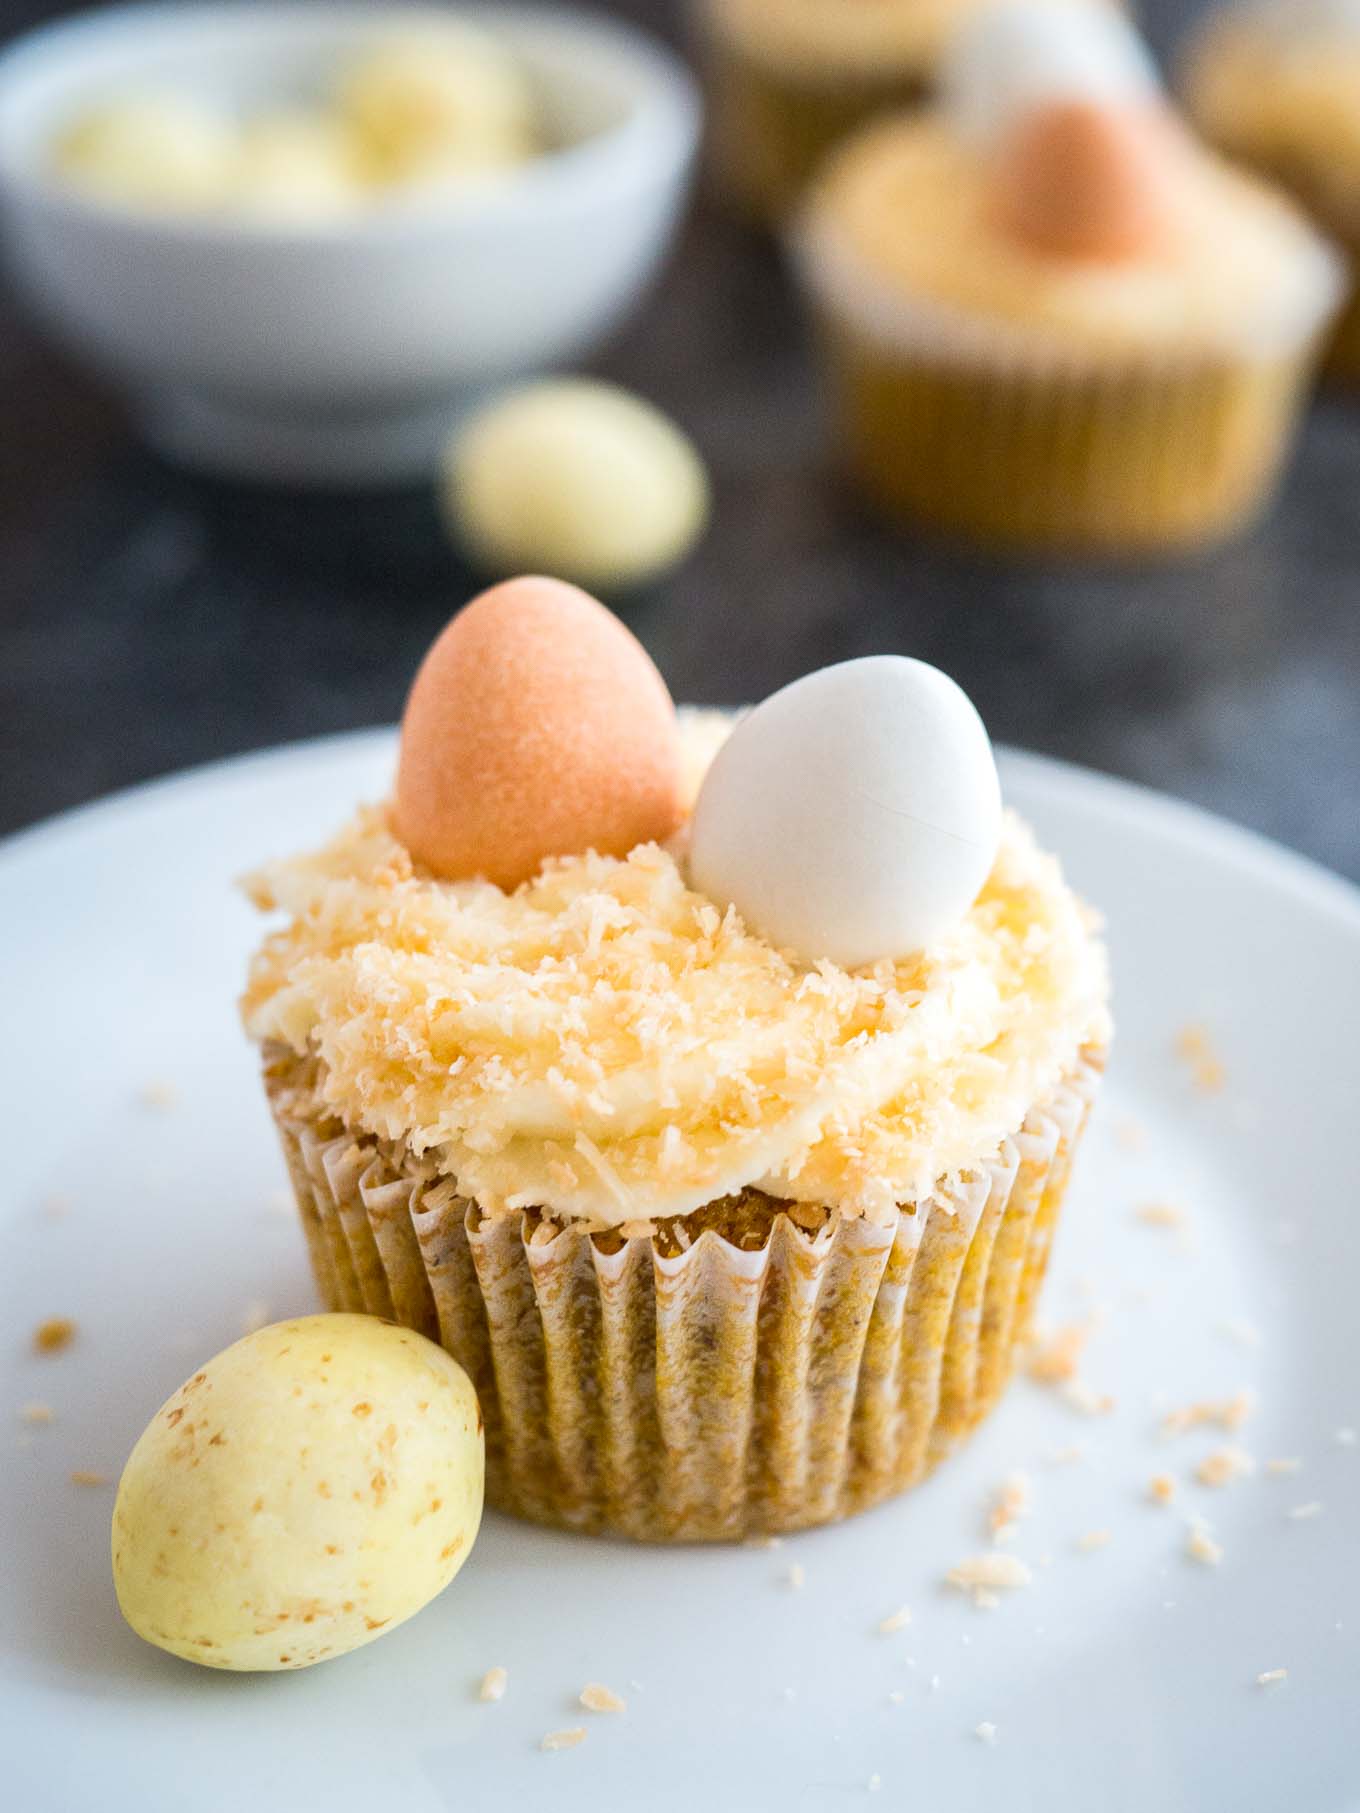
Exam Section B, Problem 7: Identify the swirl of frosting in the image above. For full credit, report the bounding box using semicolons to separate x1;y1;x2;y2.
242;713;1109;1228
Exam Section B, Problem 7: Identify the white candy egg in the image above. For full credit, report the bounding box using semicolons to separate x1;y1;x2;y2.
688;658;1002;969
944;0;1162;151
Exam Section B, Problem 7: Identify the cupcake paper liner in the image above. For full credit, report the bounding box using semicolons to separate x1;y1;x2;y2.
796;221;1343;555
698;11;931;224
265;1046;1103;1542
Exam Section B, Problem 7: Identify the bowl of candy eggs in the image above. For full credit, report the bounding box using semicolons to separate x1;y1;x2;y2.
0;3;700;482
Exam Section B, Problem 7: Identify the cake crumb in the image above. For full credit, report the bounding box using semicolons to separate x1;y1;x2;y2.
1148;1473;1177;1506
1265;1457;1302;1476
786;1563;806;1590
973;1588;1000;1611
1175;1023;1226;1093
1195;1446;1256;1488
478;1666;507;1702
1162;1388;1255;1438
975;1722;999;1746
1077;1529;1112;1552
1256;1669;1288;1688
987;1471;1032;1535
239;1299;271;1336
1027;1321;1091;1385
138;1079;178;1111
33;1317;76;1355
19;1402;54;1426
1186;1524;1223;1567
1062;1379;1116;1417
580;1682;626;1714
1135;1201;1186;1230
69;1470;108;1488
540;1727;586;1753
1114;1117;1147;1152
945;1553;1033;1603
1287;1501;1323;1521
877;1605;912;1635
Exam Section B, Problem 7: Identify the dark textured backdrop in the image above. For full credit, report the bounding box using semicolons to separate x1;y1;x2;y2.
2;0;1358;880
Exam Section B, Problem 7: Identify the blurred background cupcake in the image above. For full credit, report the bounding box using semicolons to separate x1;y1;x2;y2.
696;0;1118;224
793;0;1345;555
1182;0;1360;381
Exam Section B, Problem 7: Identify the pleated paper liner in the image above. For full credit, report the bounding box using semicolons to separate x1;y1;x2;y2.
697;5;931;225
265;1046;1103;1542
795;223;1342;556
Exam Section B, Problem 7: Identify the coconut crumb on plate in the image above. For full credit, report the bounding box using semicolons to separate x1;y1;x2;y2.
1077;1529;1112;1552
1135;1201;1186;1230
886;1690;905;1705
975;1722;999;1746
1195;1445;1256;1487
1336;1428;1356;1447
1265;1457;1302;1476
478;1666;508;1702
138;1079;178;1110
1148;1473;1177;1505
876;1605;912;1634
786;1563;806;1590
1287;1502;1324;1521
580;1683;626;1714
33;1317;76;1355
1026;1321;1092;1384
69;1470;107;1488
540;1727;587;1753
1175;1023;1226;1094
1161;1388;1255;1438
1186;1524;1223;1567
18;1402;54;1425
1062;1379;1116;1416
987;1471;1032;1534
1256;1669;1288;1688
867;1774;883;1794
945;1553;1032;1604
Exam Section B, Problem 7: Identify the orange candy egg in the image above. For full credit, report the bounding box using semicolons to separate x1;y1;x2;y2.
992;99;1189;263
394;577;684;888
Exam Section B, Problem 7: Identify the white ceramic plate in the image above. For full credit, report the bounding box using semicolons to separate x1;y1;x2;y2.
2;731;1358;1813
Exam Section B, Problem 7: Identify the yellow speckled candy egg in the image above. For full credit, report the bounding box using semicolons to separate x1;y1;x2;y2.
444;380;711;589
52;93;239;213
112;1314;483;1671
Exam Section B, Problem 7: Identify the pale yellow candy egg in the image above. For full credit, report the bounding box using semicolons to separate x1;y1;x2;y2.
444;380;711;589
339;26;537;192
233;110;367;221
112;1314;483;1671
52;93;238;213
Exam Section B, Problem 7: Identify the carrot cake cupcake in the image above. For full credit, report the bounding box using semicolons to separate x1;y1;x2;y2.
242;577;1110;1541
696;0;1112;223
795;1;1344;554
1182;0;1360;379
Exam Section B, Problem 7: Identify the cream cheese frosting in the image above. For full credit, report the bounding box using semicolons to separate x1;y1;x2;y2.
800;114;1344;360
242;712;1109;1229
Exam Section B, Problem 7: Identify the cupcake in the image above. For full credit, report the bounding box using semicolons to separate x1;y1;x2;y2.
696;0;1113;224
1182;0;1360;380
243;577;1111;1541
794;1;1344;555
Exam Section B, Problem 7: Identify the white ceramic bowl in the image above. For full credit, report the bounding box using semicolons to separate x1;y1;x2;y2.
0;2;700;483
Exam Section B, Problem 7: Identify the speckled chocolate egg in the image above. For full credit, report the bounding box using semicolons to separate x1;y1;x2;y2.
393;576;684;888
112;1314;483;1671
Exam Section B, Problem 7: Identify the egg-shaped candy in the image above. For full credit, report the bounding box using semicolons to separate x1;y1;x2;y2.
52;93;239;214
444;380;710;591
394;577;684;888
688;657;1002;969
112;1314;483;1671
944;0;1162;153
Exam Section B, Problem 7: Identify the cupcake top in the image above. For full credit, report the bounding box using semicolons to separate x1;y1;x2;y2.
800;1;1343;359
704;0;1108;83
1184;2;1360;212
242;582;1109;1232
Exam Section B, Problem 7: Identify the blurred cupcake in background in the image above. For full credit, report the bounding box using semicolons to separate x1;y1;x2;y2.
1182;0;1360;380
696;0;1114;224
793;0;1345;556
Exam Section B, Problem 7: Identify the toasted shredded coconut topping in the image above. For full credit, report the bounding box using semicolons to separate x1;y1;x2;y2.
1195;1446;1256;1488
242;714;1108;1228
946;1553;1033;1597
580;1683;626;1714
478;1666;507;1702
540;1727;586;1753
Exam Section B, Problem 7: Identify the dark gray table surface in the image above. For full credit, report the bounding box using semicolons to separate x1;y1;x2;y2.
2;0;1357;881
